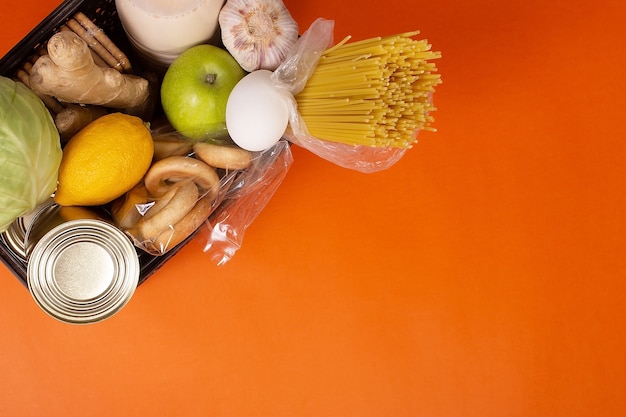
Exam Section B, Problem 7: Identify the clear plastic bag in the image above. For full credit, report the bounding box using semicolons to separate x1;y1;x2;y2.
272;18;408;173
200;139;293;265
110;125;293;262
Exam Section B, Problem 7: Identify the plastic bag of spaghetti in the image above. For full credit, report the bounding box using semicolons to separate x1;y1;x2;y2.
110;125;292;261
272;18;440;173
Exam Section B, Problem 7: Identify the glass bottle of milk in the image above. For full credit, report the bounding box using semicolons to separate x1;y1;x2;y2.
115;0;224;70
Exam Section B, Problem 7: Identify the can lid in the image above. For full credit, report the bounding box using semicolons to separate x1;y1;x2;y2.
27;219;140;324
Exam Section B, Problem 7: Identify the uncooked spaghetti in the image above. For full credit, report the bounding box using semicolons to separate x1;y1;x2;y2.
294;32;441;148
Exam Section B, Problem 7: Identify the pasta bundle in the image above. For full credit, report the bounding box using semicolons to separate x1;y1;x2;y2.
295;32;441;148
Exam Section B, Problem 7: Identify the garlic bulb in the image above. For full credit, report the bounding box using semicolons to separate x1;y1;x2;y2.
219;0;299;72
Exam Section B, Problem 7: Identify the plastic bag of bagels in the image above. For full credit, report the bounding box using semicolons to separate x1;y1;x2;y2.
110;125;293;263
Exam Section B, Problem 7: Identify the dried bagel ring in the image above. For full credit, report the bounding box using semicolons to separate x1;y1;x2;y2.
152;133;193;160
134;179;199;240
193;142;252;170
143;155;220;196
142;179;190;220
111;183;149;229
152;195;215;253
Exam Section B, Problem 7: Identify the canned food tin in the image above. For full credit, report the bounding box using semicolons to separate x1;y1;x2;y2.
27;219;140;324
24;203;104;259
1;199;54;261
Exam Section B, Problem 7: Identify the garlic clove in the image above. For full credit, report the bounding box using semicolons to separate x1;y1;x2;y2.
219;0;299;72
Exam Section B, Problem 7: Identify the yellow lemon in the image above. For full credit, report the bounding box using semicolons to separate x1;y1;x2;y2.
54;113;154;206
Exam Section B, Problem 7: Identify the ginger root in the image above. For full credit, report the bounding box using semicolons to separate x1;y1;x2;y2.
55;104;108;142
29;31;149;109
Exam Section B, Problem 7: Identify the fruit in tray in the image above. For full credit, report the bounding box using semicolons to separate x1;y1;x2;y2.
160;44;245;141
53;113;154;207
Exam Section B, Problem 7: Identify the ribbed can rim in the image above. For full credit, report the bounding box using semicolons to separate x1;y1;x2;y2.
1;199;55;261
27;219;139;324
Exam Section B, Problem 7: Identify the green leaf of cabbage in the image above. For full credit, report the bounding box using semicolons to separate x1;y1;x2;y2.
0;76;62;232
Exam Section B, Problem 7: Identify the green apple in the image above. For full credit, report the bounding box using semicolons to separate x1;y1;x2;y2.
160;44;246;140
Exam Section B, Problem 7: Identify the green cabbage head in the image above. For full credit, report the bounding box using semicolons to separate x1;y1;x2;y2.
0;76;62;232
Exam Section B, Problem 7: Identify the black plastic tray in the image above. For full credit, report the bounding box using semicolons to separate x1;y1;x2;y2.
0;0;184;287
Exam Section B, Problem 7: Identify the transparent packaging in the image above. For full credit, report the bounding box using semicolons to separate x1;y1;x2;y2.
110;125;293;263
272;18;408;173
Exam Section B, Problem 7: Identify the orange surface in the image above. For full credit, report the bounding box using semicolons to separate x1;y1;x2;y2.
1;0;626;416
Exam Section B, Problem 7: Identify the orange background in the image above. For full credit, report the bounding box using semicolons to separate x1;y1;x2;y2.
2;0;626;416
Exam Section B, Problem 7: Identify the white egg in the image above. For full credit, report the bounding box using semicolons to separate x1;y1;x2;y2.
225;70;290;152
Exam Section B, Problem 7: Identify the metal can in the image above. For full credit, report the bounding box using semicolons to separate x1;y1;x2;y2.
24;204;106;258
1;199;54;261
26;214;140;325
